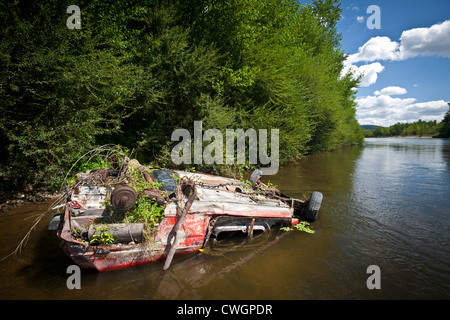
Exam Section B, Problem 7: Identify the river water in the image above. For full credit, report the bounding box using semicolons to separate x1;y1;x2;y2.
1;138;449;299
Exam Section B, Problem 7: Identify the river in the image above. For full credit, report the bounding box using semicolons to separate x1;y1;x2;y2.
1;138;449;299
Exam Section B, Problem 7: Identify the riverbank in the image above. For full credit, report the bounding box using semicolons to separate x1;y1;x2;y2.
366;135;436;139
390;135;435;138
0;187;60;212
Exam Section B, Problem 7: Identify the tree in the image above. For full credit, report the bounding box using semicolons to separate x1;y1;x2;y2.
0;0;365;191
438;103;450;138
0;0;140;187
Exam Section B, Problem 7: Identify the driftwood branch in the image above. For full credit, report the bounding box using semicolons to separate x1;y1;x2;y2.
163;178;197;270
1;193;66;261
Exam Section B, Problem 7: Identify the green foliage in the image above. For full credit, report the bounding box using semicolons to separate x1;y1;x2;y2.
0;1;141;189
1;0;364;191
364;117;447;138
294;221;315;234
124;197;164;234
437;104;450;138
89;226;115;246
281;221;315;234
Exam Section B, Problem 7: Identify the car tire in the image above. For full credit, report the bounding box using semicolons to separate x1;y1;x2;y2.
249;169;263;187
304;191;322;222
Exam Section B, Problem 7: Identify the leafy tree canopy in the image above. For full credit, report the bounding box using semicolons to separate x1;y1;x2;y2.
0;0;363;190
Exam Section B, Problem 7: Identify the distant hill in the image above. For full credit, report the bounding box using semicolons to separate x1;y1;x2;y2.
360;125;380;131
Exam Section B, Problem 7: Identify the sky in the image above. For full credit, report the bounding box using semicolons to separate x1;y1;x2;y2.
334;0;450;126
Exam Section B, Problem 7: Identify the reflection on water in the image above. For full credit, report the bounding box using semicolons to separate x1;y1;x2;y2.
1;138;449;299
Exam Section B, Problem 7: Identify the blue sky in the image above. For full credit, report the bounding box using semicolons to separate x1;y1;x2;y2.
320;0;450;126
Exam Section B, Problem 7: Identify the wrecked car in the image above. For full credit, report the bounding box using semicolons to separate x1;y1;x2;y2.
48;159;323;272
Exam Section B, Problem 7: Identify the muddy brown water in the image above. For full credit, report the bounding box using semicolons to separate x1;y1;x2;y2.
1;138;449;299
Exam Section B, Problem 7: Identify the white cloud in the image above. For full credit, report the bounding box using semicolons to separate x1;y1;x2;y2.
374;86;407;96
399;20;450;59
342;20;450;88
356;92;448;126
345;20;450;66
356;16;364;23
345;21;450;125
342;62;385;87
345;36;400;65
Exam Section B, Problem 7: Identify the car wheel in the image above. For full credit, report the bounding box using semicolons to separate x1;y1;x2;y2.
304;191;322;222
249;169;263;187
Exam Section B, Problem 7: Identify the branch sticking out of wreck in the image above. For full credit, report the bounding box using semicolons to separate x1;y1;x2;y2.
163;178;197;270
